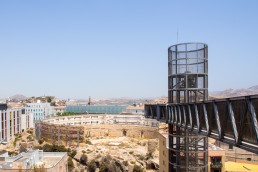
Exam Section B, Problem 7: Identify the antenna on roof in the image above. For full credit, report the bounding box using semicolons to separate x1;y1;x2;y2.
88;96;92;105
177;30;179;43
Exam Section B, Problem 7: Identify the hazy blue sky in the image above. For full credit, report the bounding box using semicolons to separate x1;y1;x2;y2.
1;1;258;99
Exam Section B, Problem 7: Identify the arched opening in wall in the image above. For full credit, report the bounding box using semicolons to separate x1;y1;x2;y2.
122;129;127;136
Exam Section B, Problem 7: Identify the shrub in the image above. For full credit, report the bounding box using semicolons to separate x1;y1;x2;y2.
99;162;108;172
68;157;74;170
8;151;18;156
85;139;92;145
146;152;153;160
67;148;71;152
27;129;33;134
87;160;96;172
139;155;144;161
33;164;46;172
129;151;134;154
43;144;68;152
27;135;33;141
80;154;88;165
69;150;77;158
38;139;44;145
99;155;119;172
123;161;128;166
133;165;143;172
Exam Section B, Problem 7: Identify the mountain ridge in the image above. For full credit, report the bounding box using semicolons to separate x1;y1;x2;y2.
210;85;258;98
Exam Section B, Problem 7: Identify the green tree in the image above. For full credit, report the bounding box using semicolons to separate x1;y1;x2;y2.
46;97;52;103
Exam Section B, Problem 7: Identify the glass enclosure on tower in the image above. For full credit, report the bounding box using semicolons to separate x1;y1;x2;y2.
168;43;208;103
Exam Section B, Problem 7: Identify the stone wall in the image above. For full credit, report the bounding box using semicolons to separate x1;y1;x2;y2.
83;124;158;139
39;122;158;143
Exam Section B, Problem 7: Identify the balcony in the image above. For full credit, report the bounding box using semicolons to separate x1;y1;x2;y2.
210;162;222;168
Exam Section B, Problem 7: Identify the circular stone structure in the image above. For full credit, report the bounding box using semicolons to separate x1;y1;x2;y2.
36;114;159;146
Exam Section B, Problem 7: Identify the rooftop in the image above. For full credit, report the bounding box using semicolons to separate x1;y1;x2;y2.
0;150;66;170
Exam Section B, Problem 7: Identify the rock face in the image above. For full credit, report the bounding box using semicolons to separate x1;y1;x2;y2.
210;85;258;98
69;137;159;172
146;160;159;170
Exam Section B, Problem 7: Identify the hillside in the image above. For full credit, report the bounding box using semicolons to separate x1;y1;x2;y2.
210;85;258;99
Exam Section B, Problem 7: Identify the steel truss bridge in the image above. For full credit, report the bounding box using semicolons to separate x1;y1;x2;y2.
145;95;258;154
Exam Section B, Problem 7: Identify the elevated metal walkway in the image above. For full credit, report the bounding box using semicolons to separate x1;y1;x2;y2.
145;95;258;154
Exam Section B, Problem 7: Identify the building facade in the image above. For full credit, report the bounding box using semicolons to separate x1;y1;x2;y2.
21;109;34;131
0;149;67;172
159;132;169;172
0;107;22;141
53;106;65;116
65;105;127;114
42;114;158;127
25;100;54;122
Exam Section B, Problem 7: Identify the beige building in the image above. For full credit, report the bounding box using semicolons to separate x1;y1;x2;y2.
158;124;226;172
159;132;169;172
208;143;225;172
159;135;226;172
215;141;258;163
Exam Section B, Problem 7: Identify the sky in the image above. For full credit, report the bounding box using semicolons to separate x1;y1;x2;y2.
0;1;258;99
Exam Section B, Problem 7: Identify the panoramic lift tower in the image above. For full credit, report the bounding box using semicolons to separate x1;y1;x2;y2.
168;43;208;171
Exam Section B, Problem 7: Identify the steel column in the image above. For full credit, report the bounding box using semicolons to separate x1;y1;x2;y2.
213;102;222;139
246;98;258;144
227;101;239;144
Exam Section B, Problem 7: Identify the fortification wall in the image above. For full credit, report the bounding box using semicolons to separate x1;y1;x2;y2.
83;124;158;139
39;122;158;143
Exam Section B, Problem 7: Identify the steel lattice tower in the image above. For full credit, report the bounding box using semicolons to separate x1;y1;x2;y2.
168;43;208;172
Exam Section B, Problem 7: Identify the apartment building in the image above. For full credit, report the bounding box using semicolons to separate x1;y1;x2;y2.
25;100;54;121
0;106;22;141
21;109;34;131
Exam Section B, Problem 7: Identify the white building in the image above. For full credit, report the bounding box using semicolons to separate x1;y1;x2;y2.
0;107;22;141
43;113;159;127
0;149;67;171
53;106;65;116
123;105;145;115
25;100;54;122
21;109;34;131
